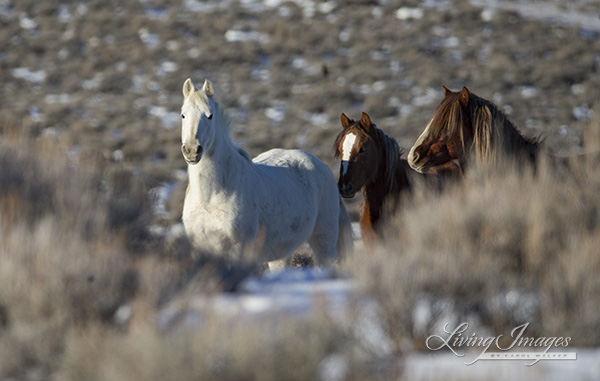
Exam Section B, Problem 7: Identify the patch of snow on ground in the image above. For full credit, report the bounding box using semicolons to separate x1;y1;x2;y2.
396;7;424;21
404;349;600;381
351;222;362;240
138;28;160;49
12;67;46;84
470;0;600;32
150;106;180;129
240;0;336;18
265;101;287;124
157;267;393;358
225;29;270;44
412;87;440;107
183;0;231;12
150;182;177;219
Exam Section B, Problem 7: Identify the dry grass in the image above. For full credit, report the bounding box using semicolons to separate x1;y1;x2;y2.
349;113;600;350
58;312;387;381
1;112;598;379
0;125;391;380
2;0;600;377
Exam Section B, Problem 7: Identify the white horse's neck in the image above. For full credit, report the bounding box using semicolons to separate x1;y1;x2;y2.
187;113;252;203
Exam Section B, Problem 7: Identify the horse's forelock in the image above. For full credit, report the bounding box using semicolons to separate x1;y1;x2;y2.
429;92;472;153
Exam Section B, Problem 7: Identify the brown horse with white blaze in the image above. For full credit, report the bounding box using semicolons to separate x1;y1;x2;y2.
408;86;540;175
334;112;414;251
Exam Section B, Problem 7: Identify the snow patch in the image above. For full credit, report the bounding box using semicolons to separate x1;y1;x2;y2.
225;29;270;44
150;106;180;129
396;7;424;21
12;67;46;84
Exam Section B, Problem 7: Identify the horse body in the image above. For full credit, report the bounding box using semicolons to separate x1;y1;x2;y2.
181;78;352;264
334;112;413;250
408;86;540;174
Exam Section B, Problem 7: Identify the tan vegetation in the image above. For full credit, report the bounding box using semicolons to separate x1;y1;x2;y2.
2;0;599;378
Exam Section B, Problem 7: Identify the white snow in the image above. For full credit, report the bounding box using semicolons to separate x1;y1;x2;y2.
403;349;600;380
224;30;270;44
470;0;600;32
157;267;394;362
44;93;73;105
183;0;229;13
19;13;37;30
412;87;439;107
138;28;160;48
573;105;593;121
265;101;287;124
150;182;177;219
149;106;180;129
12;67;46;84
238;0;336;18
396;7;424;21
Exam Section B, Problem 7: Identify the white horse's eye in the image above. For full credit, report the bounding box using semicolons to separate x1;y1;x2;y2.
181;114;185;119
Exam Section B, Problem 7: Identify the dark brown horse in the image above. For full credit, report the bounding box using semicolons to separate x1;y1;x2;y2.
334;112;414;251
408;86;540;175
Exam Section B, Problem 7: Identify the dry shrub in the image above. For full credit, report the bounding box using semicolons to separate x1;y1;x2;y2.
58;310;387;381
350;113;600;349
0;128;134;377
0;125;391;380
0;125;240;379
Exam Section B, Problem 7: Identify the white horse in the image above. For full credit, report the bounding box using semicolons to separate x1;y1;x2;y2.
180;78;353;265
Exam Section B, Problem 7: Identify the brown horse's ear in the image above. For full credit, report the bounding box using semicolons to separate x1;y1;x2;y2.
340;113;353;129
459;86;470;107
360;112;372;131
442;85;451;96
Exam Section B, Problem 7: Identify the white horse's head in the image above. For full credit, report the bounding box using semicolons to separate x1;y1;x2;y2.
181;78;216;164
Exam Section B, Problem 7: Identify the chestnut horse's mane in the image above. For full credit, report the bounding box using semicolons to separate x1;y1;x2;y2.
436;91;541;165
334;122;403;192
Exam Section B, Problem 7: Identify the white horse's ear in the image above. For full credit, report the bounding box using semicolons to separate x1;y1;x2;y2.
183;78;195;98
202;79;214;98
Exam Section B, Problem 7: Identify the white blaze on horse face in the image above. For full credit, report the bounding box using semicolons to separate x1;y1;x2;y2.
341;132;357;176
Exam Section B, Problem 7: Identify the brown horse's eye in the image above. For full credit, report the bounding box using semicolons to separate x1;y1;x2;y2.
359;147;365;153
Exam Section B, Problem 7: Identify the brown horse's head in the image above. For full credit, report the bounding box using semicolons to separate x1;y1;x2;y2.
333;112;381;198
408;86;473;174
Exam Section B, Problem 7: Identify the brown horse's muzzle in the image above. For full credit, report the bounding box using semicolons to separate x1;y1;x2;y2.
338;181;356;198
409;142;454;173
338;160;359;198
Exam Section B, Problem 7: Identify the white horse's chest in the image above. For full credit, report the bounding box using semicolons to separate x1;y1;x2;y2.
182;185;257;252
